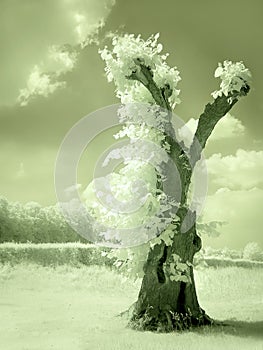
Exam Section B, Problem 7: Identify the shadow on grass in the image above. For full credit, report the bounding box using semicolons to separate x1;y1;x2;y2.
196;320;263;340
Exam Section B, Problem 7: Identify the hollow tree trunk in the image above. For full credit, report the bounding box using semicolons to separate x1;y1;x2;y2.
130;224;212;332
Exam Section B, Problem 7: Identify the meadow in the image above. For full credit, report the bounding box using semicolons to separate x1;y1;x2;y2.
0;260;262;350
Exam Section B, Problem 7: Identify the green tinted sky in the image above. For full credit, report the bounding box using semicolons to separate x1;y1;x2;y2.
0;0;262;248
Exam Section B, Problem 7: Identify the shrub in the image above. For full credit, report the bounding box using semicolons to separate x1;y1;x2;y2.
0;243;114;267
243;242;263;261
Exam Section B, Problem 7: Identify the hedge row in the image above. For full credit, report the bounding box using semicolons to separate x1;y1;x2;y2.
0;243;114;267
203;257;263;269
0;243;263;268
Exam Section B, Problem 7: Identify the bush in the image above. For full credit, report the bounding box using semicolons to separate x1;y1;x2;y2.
243;242;263;261
0;197;89;243
0;243;115;267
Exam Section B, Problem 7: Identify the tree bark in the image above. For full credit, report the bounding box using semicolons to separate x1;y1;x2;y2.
125;60;250;332
129;222;212;332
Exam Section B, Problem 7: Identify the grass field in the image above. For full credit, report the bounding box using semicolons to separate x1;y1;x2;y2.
0;264;262;350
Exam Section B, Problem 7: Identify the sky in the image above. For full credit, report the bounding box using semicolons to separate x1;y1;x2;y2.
0;0;262;249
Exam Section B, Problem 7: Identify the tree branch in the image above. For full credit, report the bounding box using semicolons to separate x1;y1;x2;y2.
126;58;192;207
126;58;172;111
189;84;250;168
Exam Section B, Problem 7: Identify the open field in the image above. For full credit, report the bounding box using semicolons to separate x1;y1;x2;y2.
0;264;262;350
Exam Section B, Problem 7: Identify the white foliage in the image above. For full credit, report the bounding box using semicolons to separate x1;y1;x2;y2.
83;95;177;246
83;167;160;229
164;254;192;283
114;123;166;146
99;33;181;108
212;60;251;99
117;103;171;131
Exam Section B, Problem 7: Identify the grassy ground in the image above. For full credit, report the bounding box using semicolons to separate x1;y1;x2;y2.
0;264;262;350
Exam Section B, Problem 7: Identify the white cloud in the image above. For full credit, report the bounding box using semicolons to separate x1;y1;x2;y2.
17;66;66;106
202;187;263;249
178;114;245;148
207;149;263;190
17;45;80;105
0;0;116;106
211;113;245;140
48;46;78;72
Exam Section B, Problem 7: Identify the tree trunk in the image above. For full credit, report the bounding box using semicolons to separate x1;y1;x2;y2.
129;223;212;332
121;54;250;333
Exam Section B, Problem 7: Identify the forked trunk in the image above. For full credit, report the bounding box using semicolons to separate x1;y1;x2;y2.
130;224;212;332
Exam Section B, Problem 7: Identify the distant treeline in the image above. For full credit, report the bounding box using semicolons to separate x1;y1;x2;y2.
0;196;87;243
0;197;262;264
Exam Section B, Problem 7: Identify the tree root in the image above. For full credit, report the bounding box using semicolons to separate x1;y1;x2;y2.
128;308;215;333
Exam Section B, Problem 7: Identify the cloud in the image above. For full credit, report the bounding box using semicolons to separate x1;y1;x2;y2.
0;0;115;106
210;113;245;140
48;45;78;72
178;114;245;148
202;147;263;249
207;149;263;190
17;66;66;106
201;187;263;249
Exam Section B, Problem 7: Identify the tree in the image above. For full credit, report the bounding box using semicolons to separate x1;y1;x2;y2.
243;242;262;261
85;33;251;331
0;197;85;243
0;196;10;243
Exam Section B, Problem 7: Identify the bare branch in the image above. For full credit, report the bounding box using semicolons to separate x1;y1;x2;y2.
190;84;250;168
126;58;172;111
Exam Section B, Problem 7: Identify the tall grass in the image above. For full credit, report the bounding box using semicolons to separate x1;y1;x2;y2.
0;264;262;350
